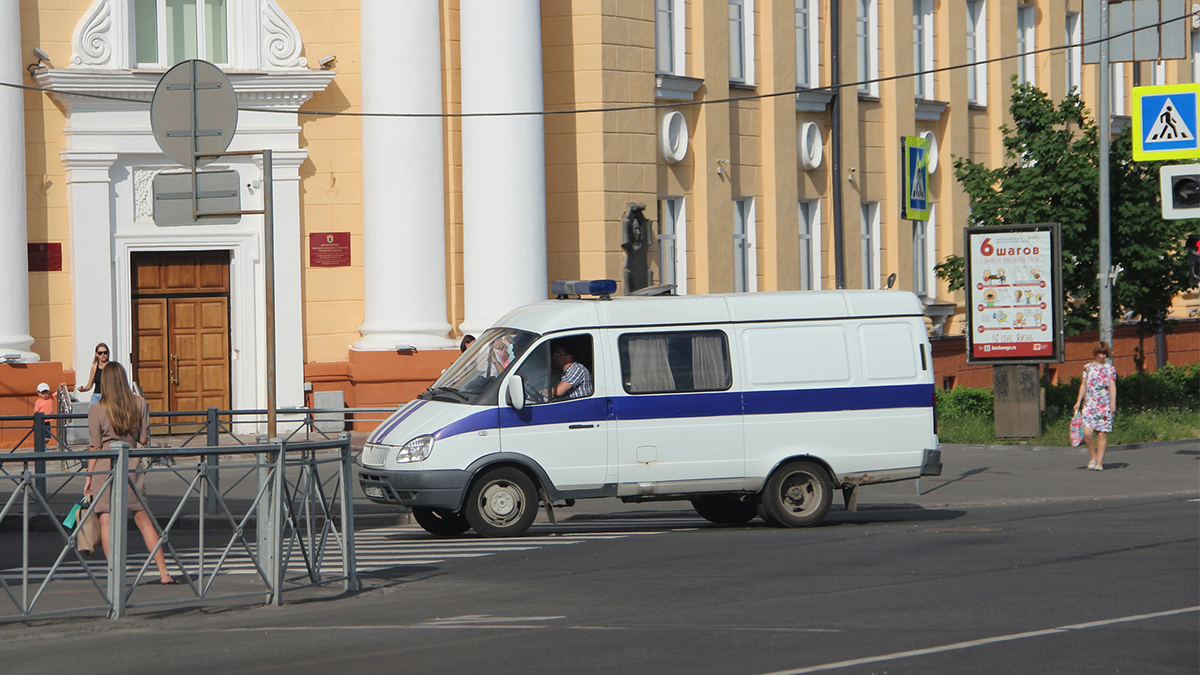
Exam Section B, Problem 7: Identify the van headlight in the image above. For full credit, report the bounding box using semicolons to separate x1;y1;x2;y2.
395;435;435;463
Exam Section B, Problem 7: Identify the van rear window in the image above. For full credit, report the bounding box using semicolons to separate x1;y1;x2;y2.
618;330;732;394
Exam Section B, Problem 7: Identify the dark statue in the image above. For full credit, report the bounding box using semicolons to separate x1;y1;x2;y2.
621;202;652;292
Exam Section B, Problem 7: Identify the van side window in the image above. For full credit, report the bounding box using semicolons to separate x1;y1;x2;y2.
514;335;595;404
618;331;731;394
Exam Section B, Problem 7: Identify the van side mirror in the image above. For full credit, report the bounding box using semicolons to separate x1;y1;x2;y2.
506;375;525;411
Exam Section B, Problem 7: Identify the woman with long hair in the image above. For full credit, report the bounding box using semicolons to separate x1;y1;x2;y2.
82;362;175;584
76;342;110;405
1074;342;1118;471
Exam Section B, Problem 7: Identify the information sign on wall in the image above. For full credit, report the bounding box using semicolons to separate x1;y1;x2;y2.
27;243;62;272
964;224;1063;364
309;232;351;267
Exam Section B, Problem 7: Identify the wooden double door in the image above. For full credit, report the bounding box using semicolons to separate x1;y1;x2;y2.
132;252;231;433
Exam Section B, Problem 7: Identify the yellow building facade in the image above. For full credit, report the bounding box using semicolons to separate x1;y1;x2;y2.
5;0;1196;415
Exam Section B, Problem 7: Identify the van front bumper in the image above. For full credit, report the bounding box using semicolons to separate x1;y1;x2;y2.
358;468;470;510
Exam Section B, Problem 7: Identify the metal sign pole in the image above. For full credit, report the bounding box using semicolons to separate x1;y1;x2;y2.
1098;0;1113;345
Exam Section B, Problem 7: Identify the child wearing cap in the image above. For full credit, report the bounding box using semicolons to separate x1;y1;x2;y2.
34;383;54;446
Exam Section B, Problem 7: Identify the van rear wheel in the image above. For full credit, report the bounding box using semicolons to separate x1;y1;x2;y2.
412;506;471;536
464;467;539;537
759;461;832;527
691;495;758;524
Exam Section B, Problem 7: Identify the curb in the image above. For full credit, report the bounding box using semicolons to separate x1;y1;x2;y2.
940;439;1196;453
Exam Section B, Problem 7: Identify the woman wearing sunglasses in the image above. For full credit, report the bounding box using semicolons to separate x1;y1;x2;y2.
77;343;110;405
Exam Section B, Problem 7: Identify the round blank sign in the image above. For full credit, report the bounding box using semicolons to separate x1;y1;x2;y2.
150;60;238;167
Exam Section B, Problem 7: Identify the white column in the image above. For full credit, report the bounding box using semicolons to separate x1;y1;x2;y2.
353;0;454;351
262;150;307;410
460;0;548;336
63;152;118;377
0;2;37;361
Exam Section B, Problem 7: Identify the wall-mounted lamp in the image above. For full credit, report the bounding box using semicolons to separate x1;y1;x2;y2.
27;47;51;77
318;55;337;70
395;345;418;355
848;167;857;183
716;158;730;176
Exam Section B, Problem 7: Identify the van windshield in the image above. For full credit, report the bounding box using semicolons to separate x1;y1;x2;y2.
421;328;538;405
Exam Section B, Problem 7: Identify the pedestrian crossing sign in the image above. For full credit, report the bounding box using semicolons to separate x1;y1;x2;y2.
1133;84;1200;161
902;135;929;221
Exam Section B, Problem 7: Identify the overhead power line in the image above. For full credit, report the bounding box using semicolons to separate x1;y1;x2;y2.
0;11;1192;119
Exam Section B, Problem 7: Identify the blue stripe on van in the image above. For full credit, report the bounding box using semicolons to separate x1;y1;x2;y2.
368;399;427;444
425;383;933;441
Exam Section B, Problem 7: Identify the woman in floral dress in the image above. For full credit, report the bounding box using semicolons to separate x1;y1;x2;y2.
1073;342;1117;471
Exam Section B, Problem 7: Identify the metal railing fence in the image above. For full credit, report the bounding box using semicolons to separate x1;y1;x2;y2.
0;433;361;621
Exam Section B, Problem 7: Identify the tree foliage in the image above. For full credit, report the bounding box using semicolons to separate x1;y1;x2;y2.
943;80;1196;335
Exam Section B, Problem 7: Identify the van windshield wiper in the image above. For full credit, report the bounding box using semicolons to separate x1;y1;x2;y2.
425;386;470;403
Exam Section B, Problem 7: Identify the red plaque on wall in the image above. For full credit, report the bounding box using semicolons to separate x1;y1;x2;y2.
309;232;351;267
28;243;62;272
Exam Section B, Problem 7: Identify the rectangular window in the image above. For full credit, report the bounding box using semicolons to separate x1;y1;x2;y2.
618;331;732;395
658;197;686;293
734;198;755;292
1066;11;1081;93
857;0;876;94
913;0;932;99
860;202;879;289
798;200;821;290
729;0;745;82
136;0;228;67
656;0;674;74
795;0;818;88
913;220;928;297
1017;4;1035;86
966;0;986;105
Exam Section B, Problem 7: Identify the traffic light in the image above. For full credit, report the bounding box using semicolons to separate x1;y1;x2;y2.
1188;234;1200;286
1161;164;1200;220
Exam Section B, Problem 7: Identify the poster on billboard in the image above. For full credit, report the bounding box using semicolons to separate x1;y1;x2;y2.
965;223;1064;364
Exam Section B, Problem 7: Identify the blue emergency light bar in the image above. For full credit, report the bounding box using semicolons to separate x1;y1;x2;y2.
551;279;617;299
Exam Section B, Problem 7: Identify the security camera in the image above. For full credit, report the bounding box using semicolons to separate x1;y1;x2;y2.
318;55;337;69
33;47;49;62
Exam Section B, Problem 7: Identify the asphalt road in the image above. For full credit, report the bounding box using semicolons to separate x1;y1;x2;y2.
1;441;1197;675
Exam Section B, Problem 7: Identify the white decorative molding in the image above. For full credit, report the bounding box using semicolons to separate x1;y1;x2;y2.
263;0;307;69
659;110;688;164
133;168;160;221
655;74;703;102
72;0;115;66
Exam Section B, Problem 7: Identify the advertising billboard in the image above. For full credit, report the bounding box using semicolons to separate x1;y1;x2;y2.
965;224;1064;364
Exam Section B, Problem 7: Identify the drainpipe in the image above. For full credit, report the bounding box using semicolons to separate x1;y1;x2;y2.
830;0;846;288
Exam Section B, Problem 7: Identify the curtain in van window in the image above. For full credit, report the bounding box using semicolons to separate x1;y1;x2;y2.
692;334;728;390
627;336;676;393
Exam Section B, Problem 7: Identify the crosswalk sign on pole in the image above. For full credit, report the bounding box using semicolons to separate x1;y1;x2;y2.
902;136;929;221
1133;84;1200;161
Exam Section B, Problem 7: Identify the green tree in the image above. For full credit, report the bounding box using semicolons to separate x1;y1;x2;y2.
940;80;1196;335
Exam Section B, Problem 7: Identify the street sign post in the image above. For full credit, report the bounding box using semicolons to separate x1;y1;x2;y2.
1132;84;1200;162
149;60;280;439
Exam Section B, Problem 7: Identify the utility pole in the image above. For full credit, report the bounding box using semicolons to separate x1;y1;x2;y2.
1097;0;1113;345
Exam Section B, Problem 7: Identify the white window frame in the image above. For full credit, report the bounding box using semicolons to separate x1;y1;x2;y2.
134;0;231;68
798;200;822;290
857;0;878;95
795;0;820;88
656;0;686;77
729;0;756;85
913;0;934;99
966;0;987;105
1110;62;1125;116
734;198;757;292
860;202;880;290
658;197;688;295
1153;60;1166;87
1017;4;1035;87
1066;11;1081;94
1193;30;1200;84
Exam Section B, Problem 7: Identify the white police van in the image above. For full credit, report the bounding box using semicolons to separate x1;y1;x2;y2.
359;280;940;537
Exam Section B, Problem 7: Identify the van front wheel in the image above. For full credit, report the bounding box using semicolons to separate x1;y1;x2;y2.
464;467;539;537
759;461;832;527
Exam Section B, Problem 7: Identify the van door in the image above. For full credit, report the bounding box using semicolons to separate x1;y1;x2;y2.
610;328;744;494
499;332;611;491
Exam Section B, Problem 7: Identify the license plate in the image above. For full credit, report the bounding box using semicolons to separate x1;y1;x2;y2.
363;486;385;499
